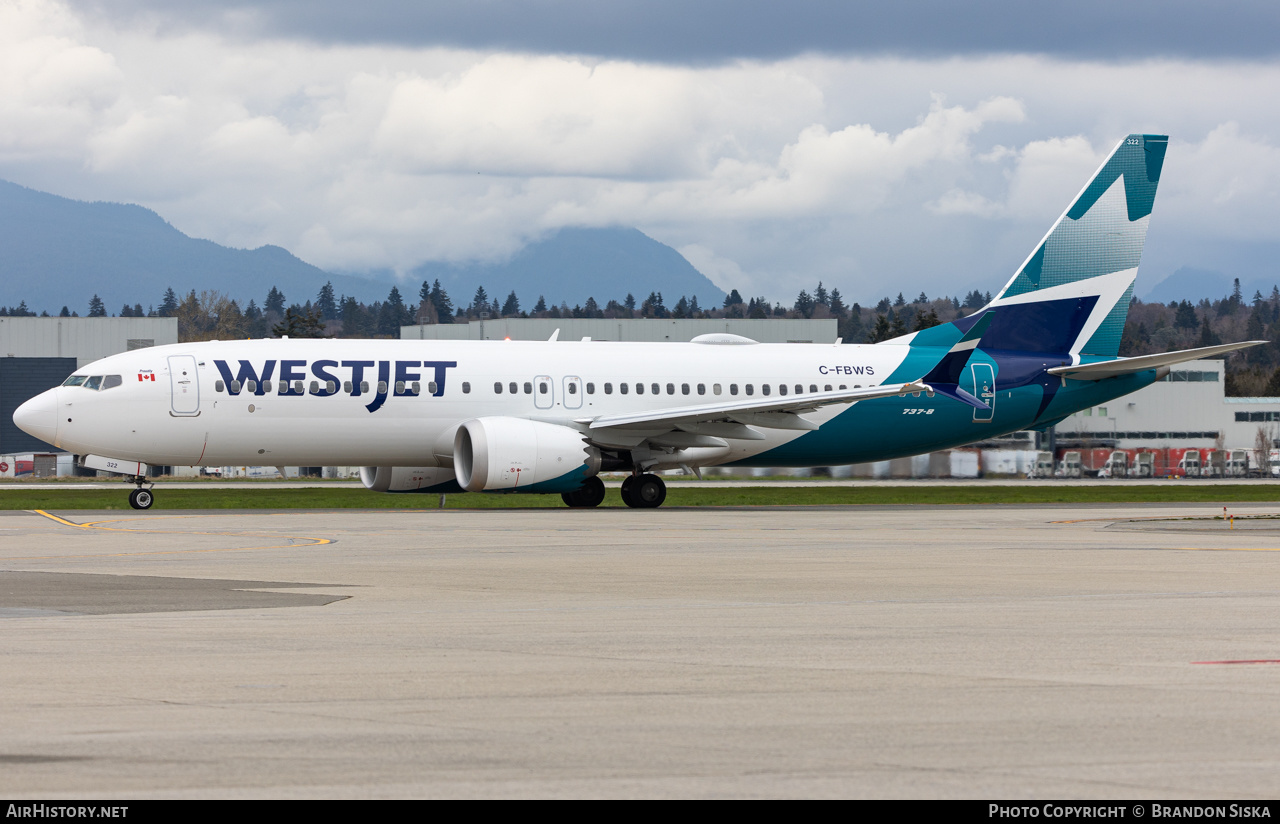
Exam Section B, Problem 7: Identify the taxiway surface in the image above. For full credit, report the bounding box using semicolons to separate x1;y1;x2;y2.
3;501;1280;798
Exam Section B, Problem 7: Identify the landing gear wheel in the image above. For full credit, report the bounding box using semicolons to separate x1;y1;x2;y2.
129;487;154;510
622;473;666;509
620;475;638;507
561;476;606;508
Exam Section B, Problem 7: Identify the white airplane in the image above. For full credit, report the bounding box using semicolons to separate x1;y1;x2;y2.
12;133;1260;509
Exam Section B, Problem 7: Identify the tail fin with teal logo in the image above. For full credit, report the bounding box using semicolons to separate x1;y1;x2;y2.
974;133;1168;358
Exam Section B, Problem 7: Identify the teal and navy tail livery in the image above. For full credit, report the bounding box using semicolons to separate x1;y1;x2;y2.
12;133;1264;509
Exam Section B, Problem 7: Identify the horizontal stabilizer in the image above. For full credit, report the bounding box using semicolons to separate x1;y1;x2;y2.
928;383;990;411
1046;340;1265;381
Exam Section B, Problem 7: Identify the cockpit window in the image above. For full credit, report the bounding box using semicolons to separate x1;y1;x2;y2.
102;375;122;390
63;375;88;387
83;376;103;390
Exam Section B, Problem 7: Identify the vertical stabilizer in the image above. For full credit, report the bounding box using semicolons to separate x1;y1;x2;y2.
989;134;1167;357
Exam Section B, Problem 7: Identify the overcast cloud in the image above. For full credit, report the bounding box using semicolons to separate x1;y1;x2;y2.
4;0;1279;305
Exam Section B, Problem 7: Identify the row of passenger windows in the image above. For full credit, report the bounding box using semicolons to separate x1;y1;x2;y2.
215;379;438;395
492;381;853;396
63;374;123;391
213;377;857;398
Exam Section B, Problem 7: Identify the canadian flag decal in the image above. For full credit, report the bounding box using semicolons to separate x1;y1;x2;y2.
138;371;156;381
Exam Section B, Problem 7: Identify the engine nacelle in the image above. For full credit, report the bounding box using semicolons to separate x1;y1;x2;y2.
453;417;601;493
359;466;459;493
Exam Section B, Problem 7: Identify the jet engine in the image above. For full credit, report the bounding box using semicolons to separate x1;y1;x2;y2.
453;417;601;493
359;466;459;493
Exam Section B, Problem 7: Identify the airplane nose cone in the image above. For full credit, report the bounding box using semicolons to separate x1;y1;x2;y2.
13;389;58;446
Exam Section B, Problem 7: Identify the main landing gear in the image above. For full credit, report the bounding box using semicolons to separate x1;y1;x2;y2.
620;473;666;509
561;475;606;508
128;475;155;510
560;473;668;508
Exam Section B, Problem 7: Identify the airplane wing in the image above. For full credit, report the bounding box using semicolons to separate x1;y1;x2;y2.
574;380;931;447
1046;340;1265;381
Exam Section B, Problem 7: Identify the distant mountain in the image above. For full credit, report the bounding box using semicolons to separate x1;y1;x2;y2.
0;180;722;316
1142;266;1280;305
0;180;387;314
411;226;725;311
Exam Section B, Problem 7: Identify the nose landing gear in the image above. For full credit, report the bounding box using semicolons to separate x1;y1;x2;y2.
128;475;154;510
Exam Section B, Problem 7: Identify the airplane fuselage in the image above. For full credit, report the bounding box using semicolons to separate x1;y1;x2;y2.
25;336;1156;471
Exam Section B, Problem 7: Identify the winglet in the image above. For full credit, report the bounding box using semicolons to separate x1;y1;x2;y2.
548;328;560;342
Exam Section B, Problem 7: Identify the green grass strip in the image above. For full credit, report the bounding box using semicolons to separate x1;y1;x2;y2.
1;484;1278;510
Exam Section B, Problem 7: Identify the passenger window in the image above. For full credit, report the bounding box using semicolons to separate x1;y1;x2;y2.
586;383;595;394
230;380;241;393
84;376;103;390
636;383;644;395
620;383;628;395
666;383;675;395
697;383;705;395
651;383;660;395
428;381;438;394
824;384;832;392
328;380;337;394
376;381;387;394
509;382;518;394
294;380;305;394
410;381;420;395
713;384;721;395
605;383;613;394
524;382;532;394
568;383;577;394
682;383;690;395
730;384;738;396
539;382;548;394
216;380;226;392
841;385;849;390
778;384;786;396
263;380;272;393
762;384;770;396
462;382;471;394
360;381;369;393
63;375;88;387
311;380;321;394
746;384;754;396
494;382;503;394
394;380;404;394
103;375;122;390
246;380;257;394
809;385;817;393
796;385;803;394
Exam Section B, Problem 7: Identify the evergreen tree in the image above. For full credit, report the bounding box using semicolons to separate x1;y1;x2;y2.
59;306;71;317
533;295;548;315
429;279;454;324
1174;300;1198;330
583;296;601;318
794;290;814;318
88;295;106;317
471;285;490;317
814;282;828;307
317;281;337;320
379;286;411;336
340;295;370;337
272;305;328;338
672;296;690;318
828;288;847;319
265;286;285;317
502;291;520;316
1197;315;1222;348
866;314;892;343
724;289;743;308
159;287;178;317
894;292;906;307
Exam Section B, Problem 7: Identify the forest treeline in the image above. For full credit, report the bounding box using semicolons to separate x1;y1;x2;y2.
5;277;1280;396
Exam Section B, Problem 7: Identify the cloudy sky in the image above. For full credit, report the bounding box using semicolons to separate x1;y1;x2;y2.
4;0;1280;305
